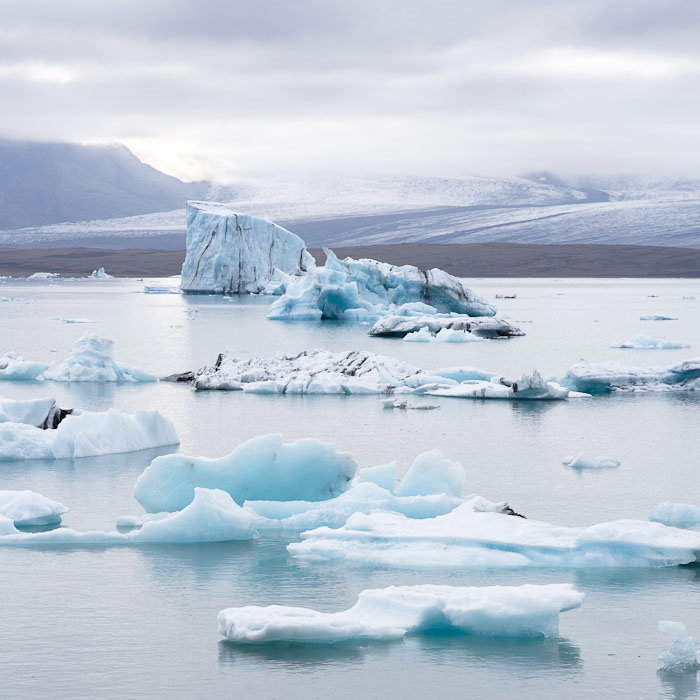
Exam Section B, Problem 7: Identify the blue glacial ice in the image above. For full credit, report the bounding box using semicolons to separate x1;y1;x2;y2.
0;407;178;461
218;583;584;644
658;622;700;673
180;202;313;294
610;334;690;350
559;357;700;393
133;434;358;513
0;353;49;381
0;488;257;545
288;502;700;568
44;333;157;382
649;503;700;529
0;490;68;527
267;248;496;321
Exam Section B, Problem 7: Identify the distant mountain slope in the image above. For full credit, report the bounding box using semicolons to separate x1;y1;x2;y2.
0;139;210;229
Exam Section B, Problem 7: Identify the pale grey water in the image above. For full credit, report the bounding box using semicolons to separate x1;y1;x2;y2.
0;276;699;700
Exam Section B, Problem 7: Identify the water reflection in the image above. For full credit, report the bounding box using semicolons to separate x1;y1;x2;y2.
658;669;698;700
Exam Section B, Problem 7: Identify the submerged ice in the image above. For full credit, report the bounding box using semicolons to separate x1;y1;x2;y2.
218;583;584;644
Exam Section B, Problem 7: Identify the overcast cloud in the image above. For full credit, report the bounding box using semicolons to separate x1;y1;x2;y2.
0;0;698;181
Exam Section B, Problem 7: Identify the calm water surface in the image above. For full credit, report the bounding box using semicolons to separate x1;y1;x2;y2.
0;276;699;699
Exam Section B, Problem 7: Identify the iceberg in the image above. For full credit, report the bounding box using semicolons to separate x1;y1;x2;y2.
610;334;690;350
650;503;700;529
559;358;700;394
89;267;112;278
425;371;574;400
0;396;68;428
640;315;677;321
28;272;58;279
658;622;700;673
143;284;180;294
0;352;49;380
218;583;584;644
288;502;700;568
370;314;524;338
267;248;495;321
0;407;178;461
0;490;68;526
562;453;621;470
180;202;313;294
44;333;157;382
0;488;257;545
404;327;483;343
134;434;357;513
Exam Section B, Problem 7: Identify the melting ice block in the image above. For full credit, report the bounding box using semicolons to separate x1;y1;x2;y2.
180;202;313;293
562;453;620;470
134;434;357;513
267;248;496;321
372;314;523;338
288;502;700;568
44;333;157;382
658;621;700;673
0;353;49;381
0;490;68;526
218;583;584;644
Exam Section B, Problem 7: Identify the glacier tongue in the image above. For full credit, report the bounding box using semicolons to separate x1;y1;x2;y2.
180;201;314;293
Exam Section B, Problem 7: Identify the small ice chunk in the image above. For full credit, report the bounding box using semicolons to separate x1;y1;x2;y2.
611;335;689;350
89;268;112;278
218;583;585;644
60;318;95;324
0;490;68;526
658;621;700;673
0;353;49;381
640;315;677;321
562;453;620;470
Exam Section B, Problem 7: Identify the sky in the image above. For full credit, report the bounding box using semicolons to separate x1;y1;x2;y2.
1;0;699;182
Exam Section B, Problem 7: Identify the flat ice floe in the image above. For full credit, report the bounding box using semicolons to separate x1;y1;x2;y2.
0;490;68;526
370;314;524;338
0;352;49;380
562;453;620;470
658;621;700;673
267;248;496;321
640;315;678;321
44;333;157;382
0;488;257;544
649;503;700;529
288;502;700;568
0;407;178;460
560;357;700;393
134;434;357;513
168;349;577;400
610;334;690;350
218;583;584;644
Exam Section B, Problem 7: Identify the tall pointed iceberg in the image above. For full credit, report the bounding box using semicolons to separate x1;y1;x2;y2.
180;201;314;293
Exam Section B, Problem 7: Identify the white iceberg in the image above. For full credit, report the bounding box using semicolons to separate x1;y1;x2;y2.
425;370;574;400
0;407;178;461
28;272;58;279
562;453;620;470
143;284;180;294
370;314;523;338
89;267;112;278
288;502;700;568
404;327;483;343
640;315;677;321
0;488;257;545
44;333;157;382
650;503;700;529
267;248;495;321
133;434;357;513
0;396;64;427
0;353;49;381
180;202;313;294
611;334;689;350
658;622;700;673
0;490;68;526
559;358;700;394
218;583;584;644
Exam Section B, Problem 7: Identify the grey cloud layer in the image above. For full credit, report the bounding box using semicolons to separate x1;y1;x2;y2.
0;0;698;179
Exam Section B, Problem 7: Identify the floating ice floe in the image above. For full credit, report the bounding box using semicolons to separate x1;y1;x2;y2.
404;327;483;343
27;272;59;279
370;314;523;338
180;202;313;294
610;334;690;350
267;248;495;321
89;267;112;278
658;622;700;673
0;407;178;461
0;488;256;544
649;503;700;529
167;349;577;400
640;315;677;321
143;284;180;294
559;358;700;393
381;398;439;410
0;353;49;380
288;502;700;568
562;453;620;470
0;490;68;527
134;434;357;513
44;333;157;382
218;583;584;644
